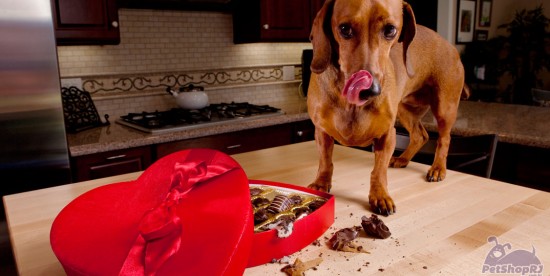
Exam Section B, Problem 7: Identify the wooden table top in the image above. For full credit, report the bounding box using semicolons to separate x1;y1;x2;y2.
4;141;550;275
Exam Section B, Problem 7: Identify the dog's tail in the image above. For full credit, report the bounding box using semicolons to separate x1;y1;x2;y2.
461;84;471;100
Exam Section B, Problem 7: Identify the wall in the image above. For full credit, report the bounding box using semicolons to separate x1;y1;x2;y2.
488;0;550;38
57;9;311;118
437;0;550;43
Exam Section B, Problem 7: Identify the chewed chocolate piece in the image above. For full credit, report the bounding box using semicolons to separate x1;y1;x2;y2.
267;195;293;214
264;214;295;238
361;214;391;239
252;197;270;208
281;257;323;276
328;226;361;250
293;206;310;220
254;208;269;224
328;226;369;253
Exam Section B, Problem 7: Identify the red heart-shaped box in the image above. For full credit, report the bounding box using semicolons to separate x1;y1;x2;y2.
50;149;334;275
50;149;253;276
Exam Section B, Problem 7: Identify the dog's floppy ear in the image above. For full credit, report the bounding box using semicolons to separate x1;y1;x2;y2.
310;0;334;74
399;2;416;77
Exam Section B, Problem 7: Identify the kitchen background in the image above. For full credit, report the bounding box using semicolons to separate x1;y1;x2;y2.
57;8;310;119
1;0;549;275
56;0;550;120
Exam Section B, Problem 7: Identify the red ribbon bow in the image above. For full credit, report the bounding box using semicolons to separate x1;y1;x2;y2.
119;156;237;275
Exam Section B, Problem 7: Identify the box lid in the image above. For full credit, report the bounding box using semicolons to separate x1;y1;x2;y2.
51;148;253;276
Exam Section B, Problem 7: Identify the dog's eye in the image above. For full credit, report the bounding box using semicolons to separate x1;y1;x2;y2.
383;25;398;40
339;24;353;39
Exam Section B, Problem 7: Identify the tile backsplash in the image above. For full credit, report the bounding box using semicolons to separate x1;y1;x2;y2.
56;9;312;118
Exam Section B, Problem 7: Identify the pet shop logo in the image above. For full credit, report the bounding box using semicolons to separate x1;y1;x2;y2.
482;236;544;275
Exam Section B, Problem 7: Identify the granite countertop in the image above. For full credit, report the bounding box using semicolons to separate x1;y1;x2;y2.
67;100;550;157
420;100;550;149
67;102;310;157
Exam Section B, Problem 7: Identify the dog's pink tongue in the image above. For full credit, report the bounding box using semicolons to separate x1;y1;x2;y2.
342;70;373;105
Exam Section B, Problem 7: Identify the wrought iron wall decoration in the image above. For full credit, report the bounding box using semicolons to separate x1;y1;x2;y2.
81;66;291;94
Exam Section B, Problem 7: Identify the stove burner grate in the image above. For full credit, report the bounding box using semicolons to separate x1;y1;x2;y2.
117;102;282;132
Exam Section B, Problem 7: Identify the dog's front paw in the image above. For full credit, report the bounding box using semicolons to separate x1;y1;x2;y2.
308;182;332;193
426;166;446;182
389;156;409;168
369;189;396;216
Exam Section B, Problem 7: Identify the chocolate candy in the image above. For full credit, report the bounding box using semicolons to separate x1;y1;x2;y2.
290;195;302;205
250;185;327;235
361;214;391;239
250;187;264;196
293;206;310;219
254;208;269;224
252;197;270;208
307;199;325;211
267;195;293;214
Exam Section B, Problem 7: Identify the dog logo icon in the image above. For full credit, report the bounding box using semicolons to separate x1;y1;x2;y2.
482;236;544;275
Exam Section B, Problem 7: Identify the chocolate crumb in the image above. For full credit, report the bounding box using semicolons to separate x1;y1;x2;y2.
423;266;428;269
312;239;321;246
378;268;385;272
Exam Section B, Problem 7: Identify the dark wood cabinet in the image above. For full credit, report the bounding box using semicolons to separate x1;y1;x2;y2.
50;0;120;45
291;119;315;143
156;124;293;158
71;146;152;181
71;120;314;181
233;0;325;43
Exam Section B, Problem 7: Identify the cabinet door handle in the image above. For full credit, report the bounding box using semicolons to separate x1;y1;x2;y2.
106;154;126;160
111;21;119;28
262;24;269;30
296;131;304;137
226;144;242;149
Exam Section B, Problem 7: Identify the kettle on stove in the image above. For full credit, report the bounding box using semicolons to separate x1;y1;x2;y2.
166;84;209;110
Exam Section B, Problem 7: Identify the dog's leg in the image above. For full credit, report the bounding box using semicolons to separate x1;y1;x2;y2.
390;103;430;168
427;98;460;182
308;128;334;192
370;127;397;215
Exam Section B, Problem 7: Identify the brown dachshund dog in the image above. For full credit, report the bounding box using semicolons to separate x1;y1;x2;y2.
307;0;468;215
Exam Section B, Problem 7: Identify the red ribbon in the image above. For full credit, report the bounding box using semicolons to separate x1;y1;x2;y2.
119;156;238;276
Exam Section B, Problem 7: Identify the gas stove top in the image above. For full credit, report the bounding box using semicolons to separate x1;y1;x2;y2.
116;102;284;134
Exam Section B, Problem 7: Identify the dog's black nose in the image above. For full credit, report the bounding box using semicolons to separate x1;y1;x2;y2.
359;78;381;100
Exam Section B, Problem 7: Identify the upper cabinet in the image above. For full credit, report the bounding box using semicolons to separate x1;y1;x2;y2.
50;0;120;45
233;0;325;43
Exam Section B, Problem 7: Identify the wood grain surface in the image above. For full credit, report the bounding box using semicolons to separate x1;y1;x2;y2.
4;141;550;275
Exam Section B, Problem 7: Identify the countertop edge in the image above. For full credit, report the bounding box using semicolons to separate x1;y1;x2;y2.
69;112;311;157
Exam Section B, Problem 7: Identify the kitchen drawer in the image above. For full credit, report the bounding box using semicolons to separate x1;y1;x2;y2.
292;119;315;143
71;146;152;182
156;124;293;158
